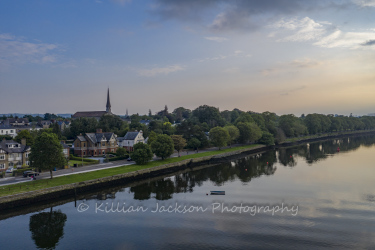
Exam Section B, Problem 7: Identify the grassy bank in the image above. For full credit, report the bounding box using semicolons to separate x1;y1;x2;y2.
0;144;262;198
284;129;375;142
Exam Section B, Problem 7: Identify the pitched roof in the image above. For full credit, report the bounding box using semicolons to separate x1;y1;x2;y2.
60;141;69;148
4;118;29;125
124;131;140;140
77;135;86;141
85;132;115;143
0;140;29;153
72;111;108;118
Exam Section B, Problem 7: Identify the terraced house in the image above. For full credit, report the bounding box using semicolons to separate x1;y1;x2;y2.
73;129;118;157
0;138;30;171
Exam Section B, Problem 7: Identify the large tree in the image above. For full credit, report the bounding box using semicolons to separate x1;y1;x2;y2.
132;143;153;165
209;127;230;150
171;135;187;156
151;134;174;160
224;125;240;146
29;132;66;179
14;130;34;146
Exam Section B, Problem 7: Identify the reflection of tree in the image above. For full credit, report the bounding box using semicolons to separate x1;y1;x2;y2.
130;151;278;200
29;208;67;250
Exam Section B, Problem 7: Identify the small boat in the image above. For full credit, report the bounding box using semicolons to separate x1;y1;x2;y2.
210;191;225;195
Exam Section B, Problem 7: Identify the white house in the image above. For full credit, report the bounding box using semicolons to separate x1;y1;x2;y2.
117;130;145;151
0;125;17;138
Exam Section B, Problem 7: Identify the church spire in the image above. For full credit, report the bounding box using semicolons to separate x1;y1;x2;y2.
106;88;111;113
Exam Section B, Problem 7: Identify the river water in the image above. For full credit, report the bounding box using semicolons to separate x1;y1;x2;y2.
1;135;375;249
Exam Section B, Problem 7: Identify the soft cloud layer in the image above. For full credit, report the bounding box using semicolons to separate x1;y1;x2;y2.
354;0;375;7
0;33;59;70
136;65;184;76
204;36;228;42
271;17;375;49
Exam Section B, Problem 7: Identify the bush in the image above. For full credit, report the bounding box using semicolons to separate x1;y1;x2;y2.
132;143;153;165
69;155;99;163
108;155;129;162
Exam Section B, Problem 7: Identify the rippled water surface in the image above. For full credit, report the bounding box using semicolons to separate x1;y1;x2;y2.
1;135;375;249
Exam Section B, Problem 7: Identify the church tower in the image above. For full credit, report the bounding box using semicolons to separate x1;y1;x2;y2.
106;88;111;113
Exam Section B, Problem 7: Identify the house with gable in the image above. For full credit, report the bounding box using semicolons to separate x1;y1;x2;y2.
117;130;145;152
73;129;118;157
0;138;31;171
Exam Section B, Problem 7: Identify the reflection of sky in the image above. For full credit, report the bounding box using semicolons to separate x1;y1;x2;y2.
1;140;375;249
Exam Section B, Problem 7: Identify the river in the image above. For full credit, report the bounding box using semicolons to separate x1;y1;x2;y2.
1;135;375;249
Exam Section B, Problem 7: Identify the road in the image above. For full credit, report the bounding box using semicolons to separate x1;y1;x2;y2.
0;145;241;187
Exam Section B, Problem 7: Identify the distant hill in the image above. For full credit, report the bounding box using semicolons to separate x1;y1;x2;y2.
0;113;73;118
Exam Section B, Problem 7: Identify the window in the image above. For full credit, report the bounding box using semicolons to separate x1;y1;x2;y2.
26;153;29;158
9;162;14;167
10;130;13;133
102;142;105;146
26;161;30;166
0;164;4;169
102;151;105;155
83;143;86;147
83;151;86;155
0;155;4;160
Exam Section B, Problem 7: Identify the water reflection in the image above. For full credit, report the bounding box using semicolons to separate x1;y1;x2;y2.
130;150;277;200
29;208;67;249
277;135;375;165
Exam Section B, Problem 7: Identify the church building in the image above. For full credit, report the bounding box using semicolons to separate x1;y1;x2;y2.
72;88;113;120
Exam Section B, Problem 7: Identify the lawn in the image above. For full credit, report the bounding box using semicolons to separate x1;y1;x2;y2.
0;144;262;198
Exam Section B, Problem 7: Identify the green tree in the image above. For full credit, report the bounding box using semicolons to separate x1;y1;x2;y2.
14;130;34;146
236;122;262;143
171;135;187;156
52;122;62;139
258;132;275;146
209;127;230;150
187;138;201;151
224;125;240;146
151;134;174;160
116;147;127;157
132;143;153;165
147;131;158;145
29;133;66;179
0;135;13;140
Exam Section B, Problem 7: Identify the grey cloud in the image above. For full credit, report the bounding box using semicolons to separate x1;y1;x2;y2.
361;39;375;46
152;0;352;32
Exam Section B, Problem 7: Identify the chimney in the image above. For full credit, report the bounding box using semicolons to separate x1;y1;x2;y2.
21;138;26;146
96;128;103;133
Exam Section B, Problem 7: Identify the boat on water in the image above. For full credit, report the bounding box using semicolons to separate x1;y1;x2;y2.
210;191;225;195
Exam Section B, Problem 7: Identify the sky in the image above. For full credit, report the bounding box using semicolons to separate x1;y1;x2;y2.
1;0;375;116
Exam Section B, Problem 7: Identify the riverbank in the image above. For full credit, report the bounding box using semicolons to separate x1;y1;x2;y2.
1;129;375;210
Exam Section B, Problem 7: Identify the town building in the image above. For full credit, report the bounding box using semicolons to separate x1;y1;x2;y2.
0;118;42;138
0;138;30;171
73;129;118;157
61;141;70;158
117;130;145;151
72;88;114;120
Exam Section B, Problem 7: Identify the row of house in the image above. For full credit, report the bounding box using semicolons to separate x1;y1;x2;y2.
0;118;71;138
0;118;43;138
0;138;70;172
73;129;145;157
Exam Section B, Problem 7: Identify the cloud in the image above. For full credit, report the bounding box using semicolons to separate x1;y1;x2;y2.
271;17;375;49
361;39;375;46
136;65;184;76
353;0;375;7
224;67;240;73
204;36;228;42
0;33;59;70
197;50;250;63
110;0;131;5
280;85;306;96
151;0;343;32
261;58;324;76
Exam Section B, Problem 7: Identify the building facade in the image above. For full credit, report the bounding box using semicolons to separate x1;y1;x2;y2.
72;88;113;120
0;138;30;171
117;130;145;151
73;129;118;157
